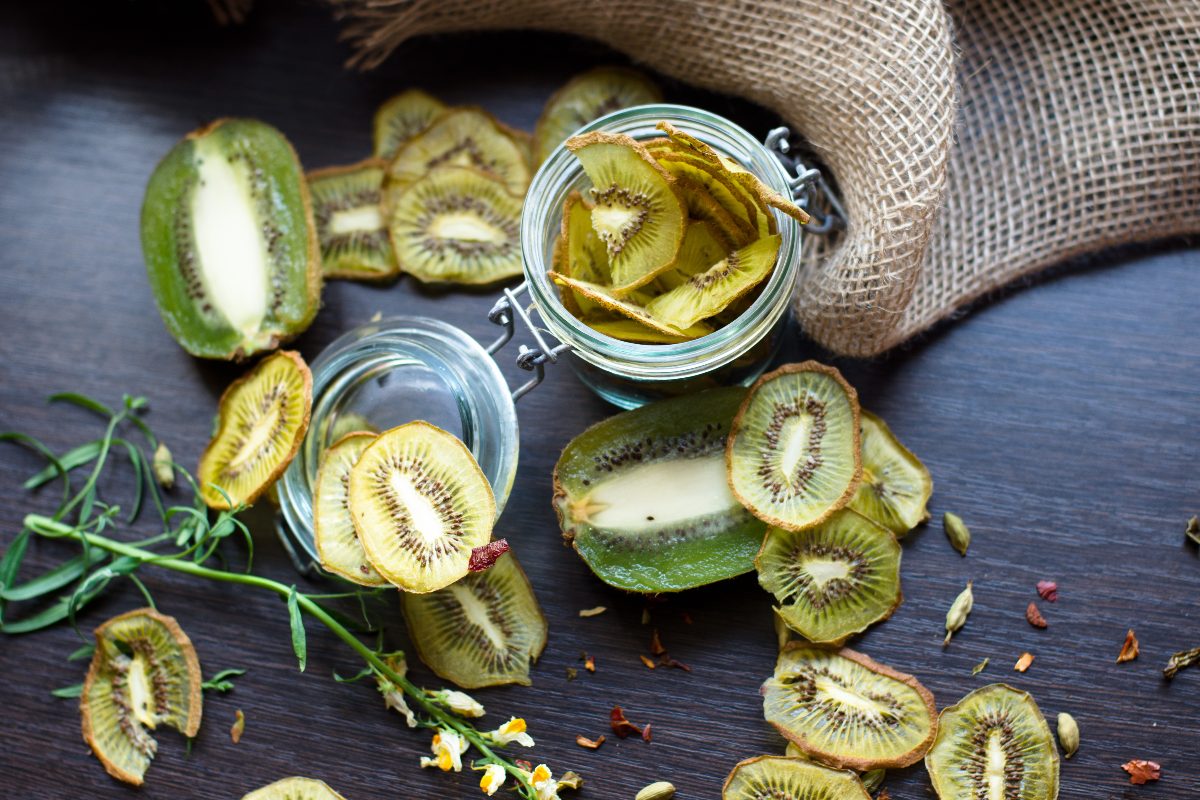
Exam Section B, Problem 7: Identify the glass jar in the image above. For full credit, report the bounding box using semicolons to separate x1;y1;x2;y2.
522;103;803;409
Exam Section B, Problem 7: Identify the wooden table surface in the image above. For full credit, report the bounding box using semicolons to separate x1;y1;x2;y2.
1;2;1197;798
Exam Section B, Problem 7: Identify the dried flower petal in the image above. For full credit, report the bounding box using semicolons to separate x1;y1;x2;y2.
610;706;643;739
468;539;510;572
230;708;245;743
583;655;595;673
1026;602;1048;629
1036;580;1058;602
1014;652;1034;672
1122;759;1161;784
578;606;607;617
1117;629;1139;663
557;771;584;792
971;658;989;675
639;655;657;670
650;629;666;656
576;734;605;750
1164;646;1200;679
642;722;653;743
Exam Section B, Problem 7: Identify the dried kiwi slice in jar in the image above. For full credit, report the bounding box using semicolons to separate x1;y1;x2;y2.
313;432;387;587
756;508;902;645
307;159;396;280
554;388;767;592
533;66;662;165
242;777;348;800
558;190;611;316
586;318;695;344
81;608;202;786
401;548;547;688
925;684;1059;800
762;645;938;771
198;350;313;510
646;234;780;330
373;89;445;159
549;272;712;340
566;131;686;293
849;411;933;536
348;421;496;594
388;166;523;285
657;221;734;291
727;362;863;531
723;756;870;800
141;118;321;360
386;107;531;195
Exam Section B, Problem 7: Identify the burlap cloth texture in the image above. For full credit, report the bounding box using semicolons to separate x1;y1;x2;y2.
335;0;1200;357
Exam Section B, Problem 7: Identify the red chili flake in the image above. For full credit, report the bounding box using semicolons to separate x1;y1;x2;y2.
1026;602;1048;629
515;759;534;773
650;629;667;656
639;654;657;670
610;705;643;739
1122;759;1161;784
1014;652;1034;672
642;722;653;743
575;734;605;750
1036;580;1058;602
468;539;510;571
1117;629;1140;663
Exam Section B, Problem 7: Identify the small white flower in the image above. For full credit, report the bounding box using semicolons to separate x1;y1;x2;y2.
418;729;469;772
488;716;535;747
375;656;417;727
435;689;486;718
530;764;559;800
479;763;506;796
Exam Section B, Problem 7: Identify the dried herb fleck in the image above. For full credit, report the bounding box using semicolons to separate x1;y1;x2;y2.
1014;652;1034;672
610;706;643;739
576;734;605;750
1026;602;1048;629
971;658;989;675
230;709;245;744
1186;516;1200;546
1121;759;1161;784
1163;646;1200;679
1036;580;1058;602
578;606;607;618
565;667;578;681
1117;629;1139;663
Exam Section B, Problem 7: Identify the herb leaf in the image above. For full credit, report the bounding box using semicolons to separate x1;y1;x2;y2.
202;668;247;693
0;549;108;602
51;682;84;698
287;586;307;672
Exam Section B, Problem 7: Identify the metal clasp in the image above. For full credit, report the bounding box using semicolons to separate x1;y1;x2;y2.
764;127;846;235
486;281;572;402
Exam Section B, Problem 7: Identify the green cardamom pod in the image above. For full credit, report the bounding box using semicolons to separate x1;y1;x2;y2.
861;769;886;792
943;580;973;647
152;442;175;490
943;512;971;556
1056;712;1080;759
635;781;676;800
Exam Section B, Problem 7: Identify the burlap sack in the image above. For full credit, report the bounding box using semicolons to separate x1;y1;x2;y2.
334;0;1200;357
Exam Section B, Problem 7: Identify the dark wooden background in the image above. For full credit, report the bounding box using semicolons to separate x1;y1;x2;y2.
1;2;1197;798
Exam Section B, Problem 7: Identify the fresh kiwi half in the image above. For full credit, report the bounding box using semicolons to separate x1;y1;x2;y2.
646;233;780;330
566;131;687;293
550;272;712;339
307;159;396;281
197;350;313;510
313;431;387;587
242;777;348;800
386;107;531;196
925;684;1060;800
141;118;321;360
554;387;767;592
727;362;862;531
348;421;496;594
533;66;662;165
401;547;547;688
763;644;937;771
373;89;446;160
723;756;871;800
81;608;202;786
849;411;933;536
387;165;524;285
756;508;902;645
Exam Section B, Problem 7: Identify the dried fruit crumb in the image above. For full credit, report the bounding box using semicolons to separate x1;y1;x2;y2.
639;655;657;670
578;606;607;617
1014;652;1034;672
1117;629;1139;663
1122;759;1161;784
575;734;605;750
1036;580;1058;602
1026;602;1048;629
610;705;643;739
230;709;245;743
642;722;653;743
565;667;578;681
468;539;510;572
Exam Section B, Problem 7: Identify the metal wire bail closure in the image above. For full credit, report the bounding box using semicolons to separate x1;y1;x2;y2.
764;127;846;236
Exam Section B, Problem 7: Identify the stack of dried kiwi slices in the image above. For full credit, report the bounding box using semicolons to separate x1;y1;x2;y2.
549;121;809;344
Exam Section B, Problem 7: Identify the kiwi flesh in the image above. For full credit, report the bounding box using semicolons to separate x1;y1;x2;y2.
307;159;396;281
586;318;695;344
242;777;348;800
388;166;524;285
657;221;733;290
81;608;203;786
849;411;933;537
401;547;547;688
533;66;662;165
386;107;531;196
782;745;888;794
646;233;780;330
763;644;937;771
348;421;496;594
141;118;321;360
925;684;1059;800
373;89;446;160
756;508;902;645
550;272;712;339
313;432;388;587
559;190;612;316
727;362;863;531
723;756;871;800
198;350;313;510
567;131;686;293
554;387;767;592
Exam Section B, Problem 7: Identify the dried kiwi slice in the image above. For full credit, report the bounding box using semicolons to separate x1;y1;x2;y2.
554;388;767;592
925;684;1060;800
646;234;780;330
81;608;202;786
348;421;496;593
657;221;733;291
307;159;396;280
198;350;313;510
763;645;938;771
401;547;547;688
387;107;531;195
533;67;661;164
550;272;712;339
388;166;523;285
723;756;870;800
558;190;611;316
141;118;321;360
587;318;694;344
566;131;686;293
373;89;446;159
849;411;933;536
242;777;348;800
727;362;862;531
756;508;902;645
313;432;387;587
